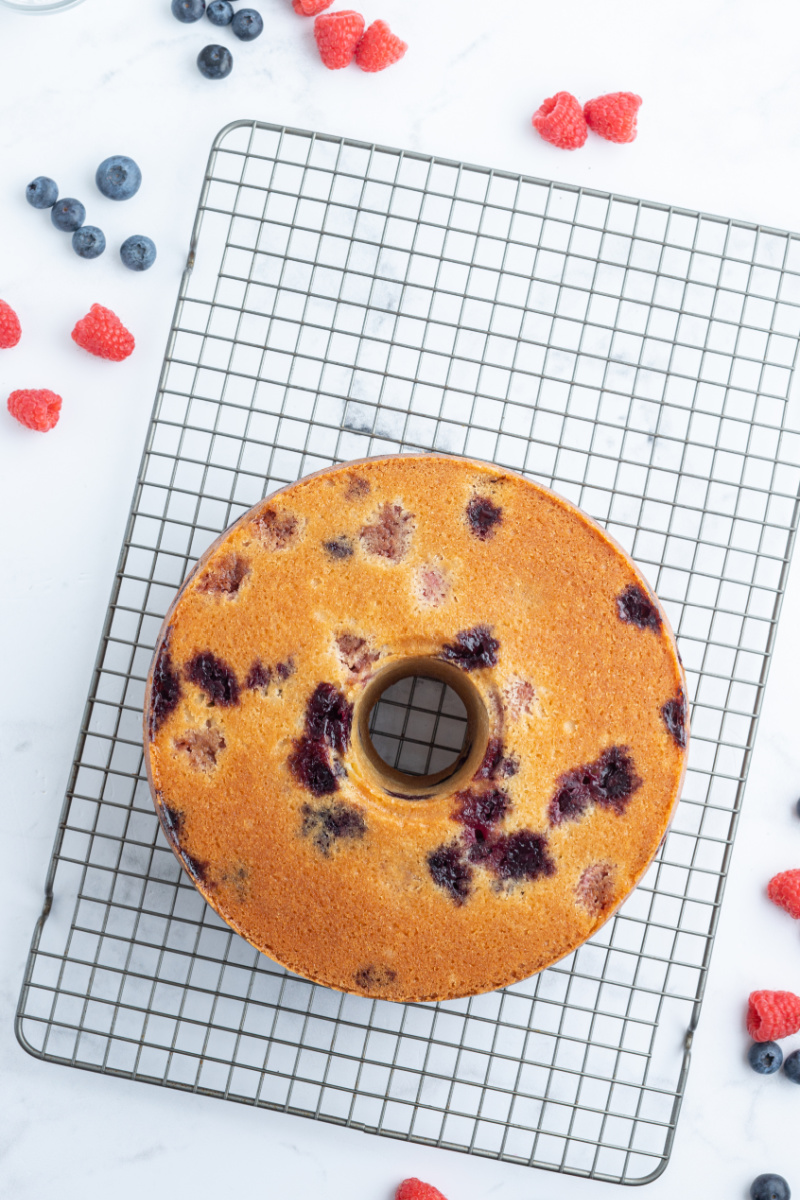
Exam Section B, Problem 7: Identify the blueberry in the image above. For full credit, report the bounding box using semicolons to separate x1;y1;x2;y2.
206;0;233;23
231;7;263;39
50;198;85;232
197;43;233;78
785;1049;800;1083
748;1041;783;1075
171;0;205;20
26;176;58;209
72;226;106;259
96;155;142;201
750;1175;791;1200
120;234;157;272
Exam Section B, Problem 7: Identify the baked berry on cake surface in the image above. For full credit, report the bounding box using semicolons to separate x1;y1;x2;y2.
144;454;687;1002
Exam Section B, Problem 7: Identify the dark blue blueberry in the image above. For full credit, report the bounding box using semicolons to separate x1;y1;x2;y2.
549;765;596;826
305;682;353;754
206;0;233;22
172;0;205;20
245;660;272;691
466;495;502;540
72;226;106;259
231;7;263;39
748;1041;783;1075
616;583;662;632
441;625;499;671
301;801;365;855
197;43;234;78
785;1049;800;1083
149;644;182;735
491;830;555;882
324;537;353;560
186;651;240;706
179;848;212;885
661;690;687;749
96;155;142;201
50;198;85;233
290;736;338;795
592;745;642;814
750;1175;791;1200
26;176;58;209
428;843;473;904
158;801;185;845
120;234;157;272
474;737;517;781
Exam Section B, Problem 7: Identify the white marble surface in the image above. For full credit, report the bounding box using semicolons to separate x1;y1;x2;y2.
3;1;800;1196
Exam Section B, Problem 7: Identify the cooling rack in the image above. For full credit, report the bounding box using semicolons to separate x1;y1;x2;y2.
16;120;800;1187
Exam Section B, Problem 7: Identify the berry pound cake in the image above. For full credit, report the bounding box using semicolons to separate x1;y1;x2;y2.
144;454;688;1002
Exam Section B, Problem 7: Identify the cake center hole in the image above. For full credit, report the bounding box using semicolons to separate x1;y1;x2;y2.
367;675;469;780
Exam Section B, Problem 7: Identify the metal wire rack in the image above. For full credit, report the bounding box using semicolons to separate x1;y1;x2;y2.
16;120;800;1187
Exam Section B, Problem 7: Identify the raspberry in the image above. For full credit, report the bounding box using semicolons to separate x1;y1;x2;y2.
292;0;332;13
314;11;365;69
767;869;800;919
532;92;588;150
71;303;135;362
355;20;407;72
584;92;642;144
0;300;21;350
747;990;800;1042
396;1181;449;1200
7;389;62;433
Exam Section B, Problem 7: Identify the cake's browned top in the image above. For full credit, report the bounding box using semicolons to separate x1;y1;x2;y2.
144;454;688;1002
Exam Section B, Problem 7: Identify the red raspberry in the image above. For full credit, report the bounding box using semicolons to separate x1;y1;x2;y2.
314;10;365;69
355;20;407;72
292;0;332;13
0;299;22;349
583;92;642;144
532;92;588;150
7;388;62;433
767;869;800;919
72;303;135;362
747;990;800;1042
396;1182;448;1200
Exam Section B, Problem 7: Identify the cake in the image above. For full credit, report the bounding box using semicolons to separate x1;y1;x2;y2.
144;454;688;1002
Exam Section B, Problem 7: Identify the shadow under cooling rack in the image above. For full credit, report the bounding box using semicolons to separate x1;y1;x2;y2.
16;120;800;1187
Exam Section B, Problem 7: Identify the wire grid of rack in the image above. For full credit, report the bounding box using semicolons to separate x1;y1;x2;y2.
16;120;800;1187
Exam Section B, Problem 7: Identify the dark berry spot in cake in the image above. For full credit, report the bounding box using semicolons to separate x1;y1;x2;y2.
466;495;502;540
427;843;473;904
441;625;500;671
360;503;414;562
548;767;597;826
276;658;295;681
179;849;212;886
186;652;240;707
289;737;338;796
661;690;688;749
245;660;272;692
575;863;616;915
416;565;450;607
616;583;662;632
324;537;354;560
336;633;379;678
345;475;370;500
174;720;226;772
197;552;250;596
354;964;397;990
305;682;353;754
491;830;555;883
593;746;642;814
453;788;511;841
159;801;185;845
149;644;182;736
253;507;300;551
301;800;366;855
473;738;519;781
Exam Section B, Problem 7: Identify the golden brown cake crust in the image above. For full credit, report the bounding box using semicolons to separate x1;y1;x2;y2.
144;455;688;1002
